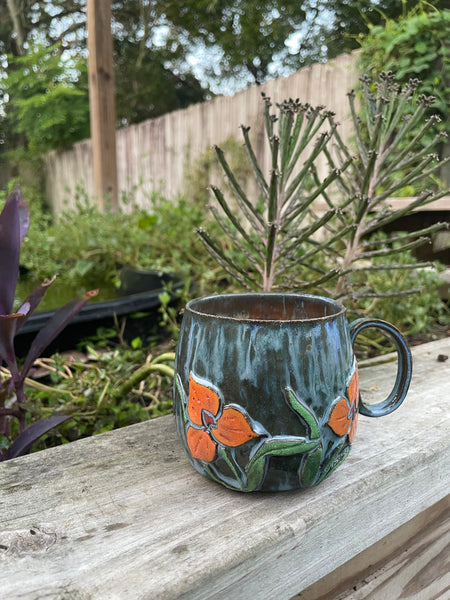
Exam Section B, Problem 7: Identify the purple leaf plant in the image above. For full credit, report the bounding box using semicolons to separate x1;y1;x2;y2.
0;187;98;460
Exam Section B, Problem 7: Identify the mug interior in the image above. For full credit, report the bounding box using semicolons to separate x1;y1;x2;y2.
187;293;344;322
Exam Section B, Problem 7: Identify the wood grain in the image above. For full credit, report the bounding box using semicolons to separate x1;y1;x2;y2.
335;508;450;600
292;496;450;600
0;338;449;599
86;0;118;209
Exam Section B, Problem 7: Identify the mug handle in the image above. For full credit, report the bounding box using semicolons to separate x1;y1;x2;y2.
349;318;413;417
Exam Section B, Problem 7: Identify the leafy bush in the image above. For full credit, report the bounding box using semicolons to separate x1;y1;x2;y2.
359;8;449;115
358;6;449;175
18;187;229;310
24;343;175;450
1;42;90;155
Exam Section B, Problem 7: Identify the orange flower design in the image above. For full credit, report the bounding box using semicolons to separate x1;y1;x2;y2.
186;373;261;462
327;369;359;443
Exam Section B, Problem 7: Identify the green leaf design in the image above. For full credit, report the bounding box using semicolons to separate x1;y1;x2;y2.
218;445;245;488
175;373;188;421
299;445;323;488
316;439;350;485
244;436;321;492
284;387;320;439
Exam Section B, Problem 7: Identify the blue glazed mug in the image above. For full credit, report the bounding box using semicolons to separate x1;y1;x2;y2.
173;293;412;492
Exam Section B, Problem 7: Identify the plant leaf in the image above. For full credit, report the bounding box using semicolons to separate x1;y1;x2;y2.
0;188;22;315
18;193;30;243
19;290;99;380
5;414;71;460
13;276;57;334
0;305;30;366
284;387;321;439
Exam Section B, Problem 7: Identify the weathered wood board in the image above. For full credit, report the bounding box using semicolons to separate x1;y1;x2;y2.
334;506;450;599
292;496;450;600
86;0;118;209
0;338;449;599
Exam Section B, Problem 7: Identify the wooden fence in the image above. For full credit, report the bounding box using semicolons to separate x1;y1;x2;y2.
44;53;358;213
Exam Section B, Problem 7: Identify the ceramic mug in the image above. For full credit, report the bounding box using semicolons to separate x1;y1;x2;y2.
173;293;412;492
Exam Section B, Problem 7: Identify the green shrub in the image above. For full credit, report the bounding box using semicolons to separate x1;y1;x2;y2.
358;6;449;177
2;42;90;155
346;233;448;334
23;343;176;450
359;8;449;114
18;187;229;310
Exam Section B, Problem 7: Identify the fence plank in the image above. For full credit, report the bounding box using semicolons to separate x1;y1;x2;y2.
44;53;358;212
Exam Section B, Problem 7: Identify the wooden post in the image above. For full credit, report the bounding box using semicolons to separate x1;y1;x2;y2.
86;0;118;211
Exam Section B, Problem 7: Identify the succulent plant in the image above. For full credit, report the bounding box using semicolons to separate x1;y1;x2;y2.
197;72;449;301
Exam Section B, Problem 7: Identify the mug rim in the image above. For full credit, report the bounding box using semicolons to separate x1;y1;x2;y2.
186;292;346;323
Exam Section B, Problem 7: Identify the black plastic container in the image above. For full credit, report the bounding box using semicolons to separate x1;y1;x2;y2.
15;269;183;356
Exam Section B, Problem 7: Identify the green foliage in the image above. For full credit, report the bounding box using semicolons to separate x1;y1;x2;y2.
17;185;227;310
358;6;449;180
347;234;448;335
3;0;441;91
2;42;90;154
113;38;206;127
359;8;449;117
0;178;47;211
283;0;443;67
21;343;176;451
163;0;308;84
0;2;208;178
184;137;251;205
158;289;184;342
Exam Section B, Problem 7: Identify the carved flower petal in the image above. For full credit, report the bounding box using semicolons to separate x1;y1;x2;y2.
186;426;217;462
213;406;260;448
328;397;351;437
188;373;221;426
348;368;359;405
